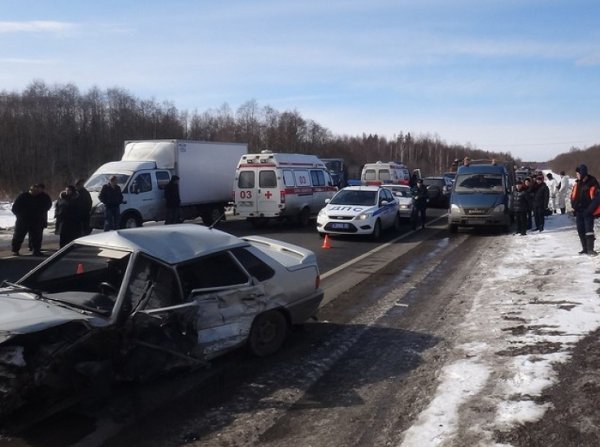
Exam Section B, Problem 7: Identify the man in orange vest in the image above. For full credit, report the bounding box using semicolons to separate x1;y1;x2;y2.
571;164;600;255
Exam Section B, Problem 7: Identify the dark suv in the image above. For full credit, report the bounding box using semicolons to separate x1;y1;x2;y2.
423;176;450;207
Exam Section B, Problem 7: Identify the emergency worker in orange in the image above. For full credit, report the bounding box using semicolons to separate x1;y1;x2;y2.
571;164;600;255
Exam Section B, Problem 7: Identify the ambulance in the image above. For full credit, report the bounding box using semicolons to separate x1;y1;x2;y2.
234;151;337;226
361;161;411;186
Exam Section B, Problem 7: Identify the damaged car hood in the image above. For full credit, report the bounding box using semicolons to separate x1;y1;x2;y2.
0;291;91;337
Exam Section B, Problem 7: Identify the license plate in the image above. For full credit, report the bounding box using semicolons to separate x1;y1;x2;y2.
467;218;485;225
331;223;348;229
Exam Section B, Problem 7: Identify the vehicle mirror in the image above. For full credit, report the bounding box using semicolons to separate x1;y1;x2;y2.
325;198;331;204
380;200;389;206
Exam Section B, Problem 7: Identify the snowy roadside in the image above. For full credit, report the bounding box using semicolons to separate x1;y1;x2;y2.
400;213;600;446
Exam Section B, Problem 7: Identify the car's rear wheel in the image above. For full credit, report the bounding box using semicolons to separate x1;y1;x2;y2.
248;310;288;357
449;223;458;233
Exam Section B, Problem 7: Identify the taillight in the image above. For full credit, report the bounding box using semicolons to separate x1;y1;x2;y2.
280;190;286;203
315;274;320;289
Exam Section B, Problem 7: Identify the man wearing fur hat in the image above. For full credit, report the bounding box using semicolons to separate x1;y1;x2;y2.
571;164;600;255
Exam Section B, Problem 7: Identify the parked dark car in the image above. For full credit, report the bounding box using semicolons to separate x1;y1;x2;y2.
0;224;323;423
423;176;450;207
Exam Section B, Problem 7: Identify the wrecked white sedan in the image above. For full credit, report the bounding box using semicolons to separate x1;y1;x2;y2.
0;224;323;421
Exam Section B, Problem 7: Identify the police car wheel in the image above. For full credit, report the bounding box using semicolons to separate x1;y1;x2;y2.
371;220;382;240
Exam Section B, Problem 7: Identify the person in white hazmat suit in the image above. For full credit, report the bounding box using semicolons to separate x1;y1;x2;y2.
556;170;570;214
546;172;559;213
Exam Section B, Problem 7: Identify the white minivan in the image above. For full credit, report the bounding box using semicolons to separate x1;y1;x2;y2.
234;151;337;226
361;161;411;186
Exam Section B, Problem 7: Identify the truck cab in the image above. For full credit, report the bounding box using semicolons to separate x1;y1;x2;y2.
86;161;171;228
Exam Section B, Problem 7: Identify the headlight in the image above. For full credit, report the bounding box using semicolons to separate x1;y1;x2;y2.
493;204;505;213
318;208;327;218
357;213;370;220
399;204;410;209
450;204;461;214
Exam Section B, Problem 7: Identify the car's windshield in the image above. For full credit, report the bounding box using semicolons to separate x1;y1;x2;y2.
324;160;342;172
19;244;132;316
454;173;504;193
85;173;130;192
331;190;377;206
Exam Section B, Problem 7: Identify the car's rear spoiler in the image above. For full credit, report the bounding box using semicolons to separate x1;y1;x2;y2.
242;236;317;271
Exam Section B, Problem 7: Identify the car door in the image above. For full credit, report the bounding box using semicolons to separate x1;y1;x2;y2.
177;251;267;358
236;168;259;216
380;188;396;228
122;255;203;379
128;171;162;221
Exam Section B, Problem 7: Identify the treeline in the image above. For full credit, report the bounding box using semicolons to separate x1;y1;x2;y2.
1;80;518;200
548;145;600;179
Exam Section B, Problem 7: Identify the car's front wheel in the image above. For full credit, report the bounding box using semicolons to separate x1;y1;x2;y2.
248;310;288;357
371;220;382;240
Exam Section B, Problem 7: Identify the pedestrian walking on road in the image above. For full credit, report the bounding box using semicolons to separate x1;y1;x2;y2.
55;185;81;248
571;164;600;255
99;175;124;231
164;175;181;225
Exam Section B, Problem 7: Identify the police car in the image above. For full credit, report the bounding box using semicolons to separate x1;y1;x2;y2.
316;186;401;239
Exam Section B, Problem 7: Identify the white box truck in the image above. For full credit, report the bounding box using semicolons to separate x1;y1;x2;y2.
86;140;247;228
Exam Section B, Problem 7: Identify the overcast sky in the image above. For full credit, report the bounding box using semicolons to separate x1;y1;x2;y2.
1;0;599;161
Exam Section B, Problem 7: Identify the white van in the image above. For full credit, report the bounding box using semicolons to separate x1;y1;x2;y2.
234;151;337;226
361;161;411;186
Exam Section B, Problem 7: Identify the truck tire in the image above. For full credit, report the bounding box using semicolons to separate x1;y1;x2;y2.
297;207;310;227
201;208;223;226
120;212;142;229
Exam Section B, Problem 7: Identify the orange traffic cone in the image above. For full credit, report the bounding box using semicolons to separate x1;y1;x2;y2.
76;263;84;274
321;234;331;249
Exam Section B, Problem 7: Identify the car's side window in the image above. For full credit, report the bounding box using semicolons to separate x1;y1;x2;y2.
125;255;181;313
131;173;152;193
178;252;249;297
231;247;275;281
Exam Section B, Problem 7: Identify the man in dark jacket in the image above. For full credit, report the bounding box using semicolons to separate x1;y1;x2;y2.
54;185;81;248
164;175;181;225
28;183;52;255
532;175;550;232
511;181;531;235
571;164;600;255
11;185;37;256
75;178;93;235
410;178;429;230
99;175;124;231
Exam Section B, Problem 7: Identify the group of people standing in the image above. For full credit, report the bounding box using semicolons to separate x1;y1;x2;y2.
512;174;551;235
512;170;572;236
11;180;92;255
